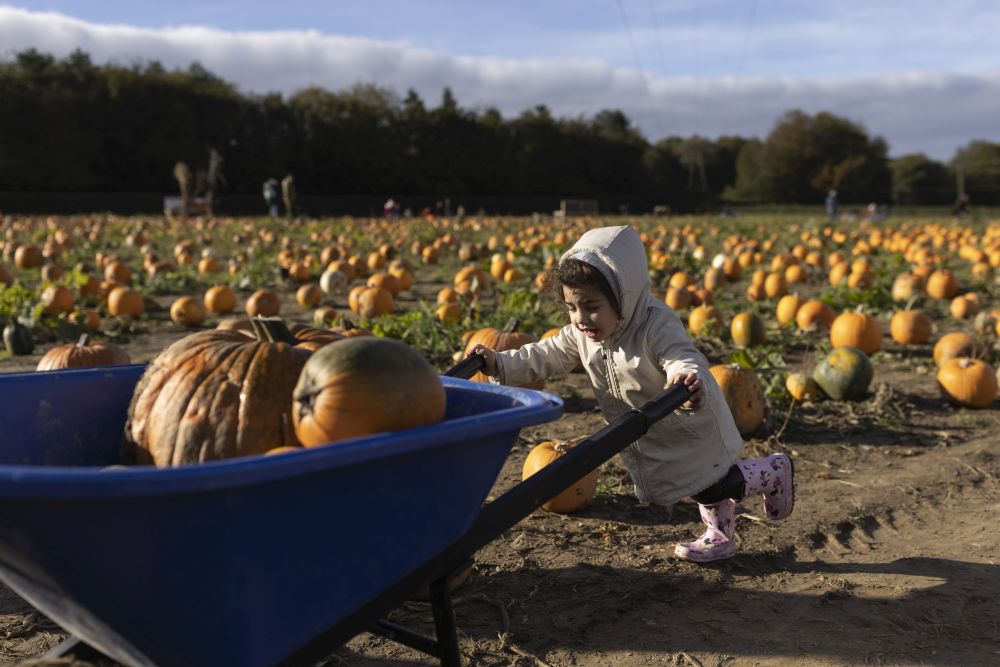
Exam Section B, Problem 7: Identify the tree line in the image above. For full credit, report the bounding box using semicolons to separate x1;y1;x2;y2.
1;49;997;212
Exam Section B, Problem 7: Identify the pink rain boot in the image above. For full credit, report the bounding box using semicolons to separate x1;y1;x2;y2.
673;499;737;562
739;453;794;519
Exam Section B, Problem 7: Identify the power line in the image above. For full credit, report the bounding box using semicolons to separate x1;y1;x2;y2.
645;0;677;137
616;0;667;138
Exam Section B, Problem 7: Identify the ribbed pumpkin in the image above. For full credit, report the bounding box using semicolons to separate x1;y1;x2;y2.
932;332;977;367
521;440;599;513
709;364;766;436
730;311;766;347
889;310;932;345
463;318;544;389
124;319;337;466
812;346;873;401
936;358;997;408
830;311;882;355
292;337;446;446
36;334;131;371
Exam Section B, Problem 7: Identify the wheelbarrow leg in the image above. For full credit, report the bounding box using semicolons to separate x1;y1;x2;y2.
370;574;463;666
428;576;462;667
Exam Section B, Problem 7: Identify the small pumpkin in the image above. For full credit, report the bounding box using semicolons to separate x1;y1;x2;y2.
812;346;873;401
522;440;599;513
889;310;932;345
925;269;958;300
36;333;131;371
932;332;978;367
775;294;802;326
204;285;237;313
709;364;766;436
107;286;145;319
830;311;882;355
170;295;207;327
3;320;34;355
292;337;446;447
795;300;835;332
246;289;282;317
688;305;724;337
730;311;766;347
785;372;821;402
936;358;997;408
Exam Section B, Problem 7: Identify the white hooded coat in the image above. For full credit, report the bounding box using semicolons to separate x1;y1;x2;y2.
495;225;744;505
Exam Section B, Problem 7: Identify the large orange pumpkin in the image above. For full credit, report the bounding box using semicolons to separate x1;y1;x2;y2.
709;364;766;436
292;337;446;447
521;440;599;513
36;334;131;371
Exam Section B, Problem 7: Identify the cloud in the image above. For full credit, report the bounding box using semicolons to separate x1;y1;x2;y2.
1;5;997;160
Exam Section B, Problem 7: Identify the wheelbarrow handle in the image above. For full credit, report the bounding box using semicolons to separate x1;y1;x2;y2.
443;353;486;379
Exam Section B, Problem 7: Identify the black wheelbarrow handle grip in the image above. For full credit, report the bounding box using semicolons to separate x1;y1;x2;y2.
443;353;486;379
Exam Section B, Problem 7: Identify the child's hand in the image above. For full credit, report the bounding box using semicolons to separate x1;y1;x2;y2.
469;345;499;377
672;372;703;409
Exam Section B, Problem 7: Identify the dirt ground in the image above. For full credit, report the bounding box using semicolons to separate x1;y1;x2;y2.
1;283;999;667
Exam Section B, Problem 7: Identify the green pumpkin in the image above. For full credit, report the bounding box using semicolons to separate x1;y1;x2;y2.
3;321;34;356
812;346;873;401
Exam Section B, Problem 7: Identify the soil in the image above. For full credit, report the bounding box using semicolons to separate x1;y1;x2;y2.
1;283;999;667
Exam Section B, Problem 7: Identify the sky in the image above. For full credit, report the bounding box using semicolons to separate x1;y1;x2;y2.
1;1;998;160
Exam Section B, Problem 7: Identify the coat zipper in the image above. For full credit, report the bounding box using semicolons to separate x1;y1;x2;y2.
602;344;649;498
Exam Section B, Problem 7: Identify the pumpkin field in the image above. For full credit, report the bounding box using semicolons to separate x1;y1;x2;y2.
1;211;999;666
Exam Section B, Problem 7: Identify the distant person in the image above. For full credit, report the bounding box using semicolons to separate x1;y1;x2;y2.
383;198;399;220
281;174;296;218
825;190;838;221
468;225;794;563
262;178;281;217
952;193;969;218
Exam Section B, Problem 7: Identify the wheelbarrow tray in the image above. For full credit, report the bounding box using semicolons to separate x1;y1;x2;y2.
0;364;562;667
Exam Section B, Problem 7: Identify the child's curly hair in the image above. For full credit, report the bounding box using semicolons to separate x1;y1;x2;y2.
544;258;621;315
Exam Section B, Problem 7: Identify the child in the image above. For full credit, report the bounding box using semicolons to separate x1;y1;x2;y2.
470;225;793;562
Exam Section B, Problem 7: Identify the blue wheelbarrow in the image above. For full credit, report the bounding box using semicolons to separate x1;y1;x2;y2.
0;355;690;666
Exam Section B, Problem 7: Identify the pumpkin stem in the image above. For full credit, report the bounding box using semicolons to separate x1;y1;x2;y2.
249;317;270;342
904;295;919;312
252;317;297;344
502;316;519;333
76;333;89;347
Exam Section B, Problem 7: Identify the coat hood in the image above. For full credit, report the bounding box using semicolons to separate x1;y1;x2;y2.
560;225;650;341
